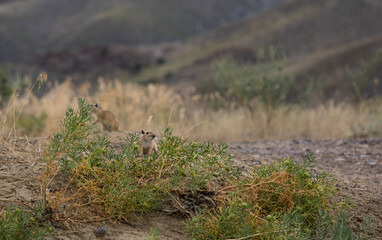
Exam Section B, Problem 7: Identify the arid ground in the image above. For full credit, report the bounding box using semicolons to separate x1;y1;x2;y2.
0;132;381;239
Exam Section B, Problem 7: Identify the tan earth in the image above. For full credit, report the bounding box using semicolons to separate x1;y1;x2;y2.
1;132;381;239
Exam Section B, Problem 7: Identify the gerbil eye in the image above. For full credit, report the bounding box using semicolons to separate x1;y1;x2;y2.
146;132;149;134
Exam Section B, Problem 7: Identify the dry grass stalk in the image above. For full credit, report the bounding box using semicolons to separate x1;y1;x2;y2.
2;77;382;141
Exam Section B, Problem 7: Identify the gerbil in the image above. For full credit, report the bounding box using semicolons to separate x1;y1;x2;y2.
140;129;158;155
90;103;119;132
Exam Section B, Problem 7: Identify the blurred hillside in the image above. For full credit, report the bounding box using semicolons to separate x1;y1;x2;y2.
141;0;382;101
0;0;282;63
1;0;382;102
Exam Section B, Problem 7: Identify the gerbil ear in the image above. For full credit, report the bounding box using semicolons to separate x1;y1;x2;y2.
141;129;145;134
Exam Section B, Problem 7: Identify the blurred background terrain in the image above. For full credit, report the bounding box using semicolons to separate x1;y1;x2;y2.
0;0;282;62
1;0;382;140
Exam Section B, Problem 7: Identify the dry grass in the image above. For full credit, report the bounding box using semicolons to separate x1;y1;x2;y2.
2;78;382;141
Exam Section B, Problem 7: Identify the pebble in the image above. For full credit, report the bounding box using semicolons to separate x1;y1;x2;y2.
93;226;108;237
366;160;377;166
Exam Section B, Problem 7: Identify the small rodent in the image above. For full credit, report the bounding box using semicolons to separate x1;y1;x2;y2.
140;129;158;155
90;103;119;132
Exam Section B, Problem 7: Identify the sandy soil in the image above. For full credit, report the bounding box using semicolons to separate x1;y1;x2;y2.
0;133;381;239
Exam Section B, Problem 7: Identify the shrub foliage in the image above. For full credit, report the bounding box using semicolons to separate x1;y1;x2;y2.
39;99;372;239
41;98;240;222
0;202;52;240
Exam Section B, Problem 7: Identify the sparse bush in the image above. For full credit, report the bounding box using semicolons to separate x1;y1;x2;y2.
39;99;373;239
203;48;299;132
41;98;240;222
0;201;52;240
186;154;371;240
350;50;382;102
16;112;47;136
207;47;296;109
0;71;14;107
0;72;47;138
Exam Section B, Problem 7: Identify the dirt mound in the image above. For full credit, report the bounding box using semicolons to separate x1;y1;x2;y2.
1;134;381;239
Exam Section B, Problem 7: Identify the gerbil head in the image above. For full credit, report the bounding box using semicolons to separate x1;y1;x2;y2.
141;129;156;140
90;103;102;113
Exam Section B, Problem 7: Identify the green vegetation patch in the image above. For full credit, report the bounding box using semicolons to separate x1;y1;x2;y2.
0;70;15;107
210;56;292;106
41;98;240;222
40;99;372;239
350;50;382;102
0;202;52;240
16;112;47;136
186;155;372;240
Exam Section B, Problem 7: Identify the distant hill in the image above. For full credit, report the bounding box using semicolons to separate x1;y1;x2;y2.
3;0;382;102
154;0;382;100
202;0;382;56
0;0;283;63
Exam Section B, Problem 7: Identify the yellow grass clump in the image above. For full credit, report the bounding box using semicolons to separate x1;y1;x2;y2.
1;77;382;141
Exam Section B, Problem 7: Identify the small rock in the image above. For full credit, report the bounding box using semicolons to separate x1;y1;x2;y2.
365;160;377;166
93;226;108;237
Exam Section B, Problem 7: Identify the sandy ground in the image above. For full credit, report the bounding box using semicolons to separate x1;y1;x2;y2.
0;133;381;239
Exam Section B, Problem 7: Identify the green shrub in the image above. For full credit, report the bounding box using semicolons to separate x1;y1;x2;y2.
40;99;372;239
16;112;47;136
206;48;296;109
0;202;52;240
186;154;371;240
0;71;14;107
351;50;382;102
41;98;240;221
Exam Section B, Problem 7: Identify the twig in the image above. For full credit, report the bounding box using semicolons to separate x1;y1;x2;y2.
183;121;203;135
46;167;60;189
0;198;33;209
53;230;92;235
71;217;110;223
157;156;166;179
218;175;293;194
169;194;191;215
217;185;238;193
227;230;284;240
166;106;173;128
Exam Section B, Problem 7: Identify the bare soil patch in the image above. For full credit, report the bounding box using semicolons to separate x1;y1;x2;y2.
1;133;381;239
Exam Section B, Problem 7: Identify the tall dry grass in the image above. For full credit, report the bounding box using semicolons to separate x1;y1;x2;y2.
1;78;382;142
